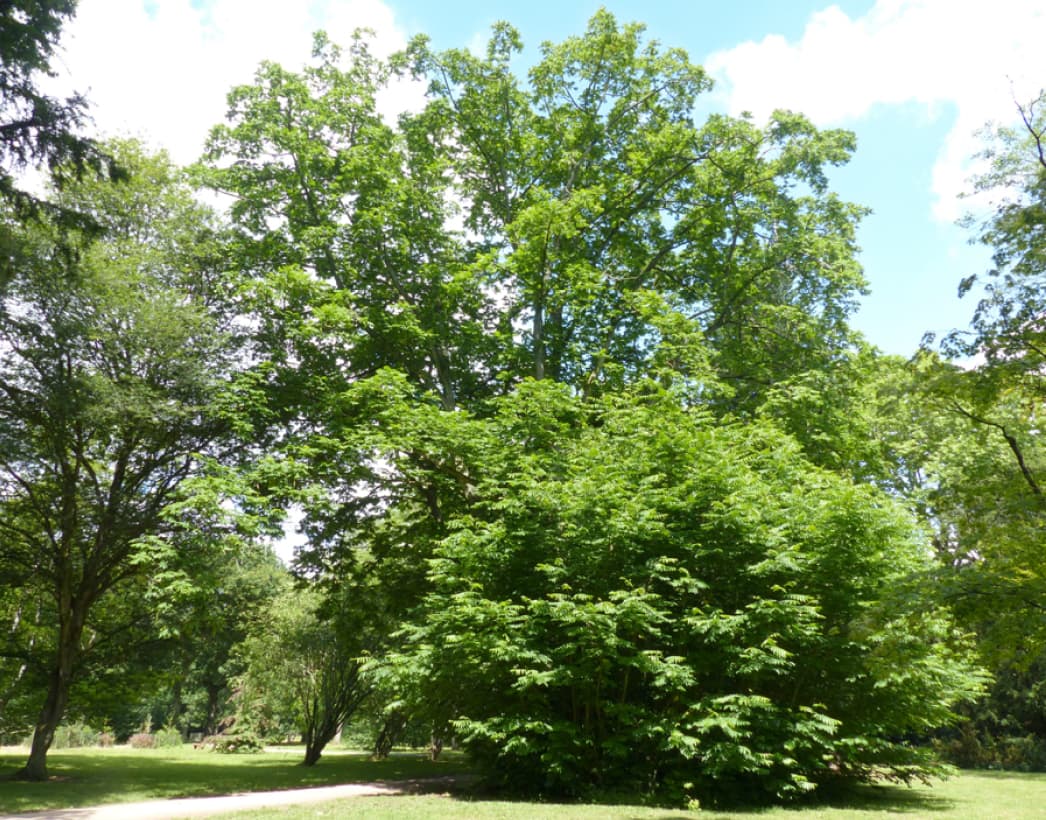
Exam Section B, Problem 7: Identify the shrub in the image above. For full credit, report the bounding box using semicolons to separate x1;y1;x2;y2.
51;722;100;749
153;727;183;748
201;731;265;753
128;732;156;749
937;725;1046;771
386;385;986;804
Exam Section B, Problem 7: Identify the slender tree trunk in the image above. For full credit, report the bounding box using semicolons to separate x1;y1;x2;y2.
433;345;456;411
204;683;222;735
373;711;406;760
17;618;82;781
533;295;545;380
302;717;337;766
303;738;324;766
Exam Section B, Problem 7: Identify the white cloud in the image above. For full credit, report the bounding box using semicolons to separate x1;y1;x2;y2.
45;0;424;167
705;0;1046;221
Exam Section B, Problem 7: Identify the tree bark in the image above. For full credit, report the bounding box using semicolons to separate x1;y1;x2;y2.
373;711;406;760
17;612;83;781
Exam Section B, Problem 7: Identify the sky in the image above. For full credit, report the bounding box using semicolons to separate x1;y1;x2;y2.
43;0;1046;356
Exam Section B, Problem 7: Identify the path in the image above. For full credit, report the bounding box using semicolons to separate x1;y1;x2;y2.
3;776;464;820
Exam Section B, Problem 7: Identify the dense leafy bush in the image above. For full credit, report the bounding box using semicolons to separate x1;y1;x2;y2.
936;725;1046;771
154;727;183;748
128;733;156;749
51;722;101;749
934;654;1046;772
387;383;985;804
202;731;265;753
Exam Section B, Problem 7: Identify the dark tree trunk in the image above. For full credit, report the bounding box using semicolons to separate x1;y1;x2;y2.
303;737;324;766
302;718;339;766
373;711;407;760
204;683;222;735
17;617;82;781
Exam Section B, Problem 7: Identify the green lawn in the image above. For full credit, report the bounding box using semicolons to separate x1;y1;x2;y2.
0;745;468;814
210;772;1046;819
1;747;1044;819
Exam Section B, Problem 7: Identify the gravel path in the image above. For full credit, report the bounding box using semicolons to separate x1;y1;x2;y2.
3;777;463;820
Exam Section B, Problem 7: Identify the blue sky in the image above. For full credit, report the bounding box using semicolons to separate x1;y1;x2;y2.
52;0;1046;356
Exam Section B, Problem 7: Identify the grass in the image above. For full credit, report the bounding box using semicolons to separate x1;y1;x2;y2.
209;771;1046;819
0;745;468;814
1;747;1045;819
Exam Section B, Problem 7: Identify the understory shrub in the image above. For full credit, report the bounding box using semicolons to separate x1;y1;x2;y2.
128;732;156;749
154;727;183;748
384;383;987;805
51;722;101;749
201;730;265;753
937;724;1046;771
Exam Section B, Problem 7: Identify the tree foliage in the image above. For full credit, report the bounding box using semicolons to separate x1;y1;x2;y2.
187;13;987;802
236;585;374;765
0;140;244;779
383;381;982;802
0;0;114;283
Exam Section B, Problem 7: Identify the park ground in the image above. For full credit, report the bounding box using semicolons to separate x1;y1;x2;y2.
1;746;1044;819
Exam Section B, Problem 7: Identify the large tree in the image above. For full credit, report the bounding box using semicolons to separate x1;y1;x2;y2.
192;12;974;802
200;12;867;413
197;10;872;606
0;141;243;779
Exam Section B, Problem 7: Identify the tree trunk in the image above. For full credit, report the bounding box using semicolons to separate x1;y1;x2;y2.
17;635;79;781
303;738;324;766
204;683;222;735
533;295;545;380
302;718;338;766
373;711;406;760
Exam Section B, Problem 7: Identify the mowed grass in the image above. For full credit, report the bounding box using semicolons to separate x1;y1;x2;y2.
0;745;468;814
209;771;1046;819
1;748;1045;819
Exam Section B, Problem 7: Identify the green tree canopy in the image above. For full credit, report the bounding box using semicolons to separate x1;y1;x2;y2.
0;140;247;779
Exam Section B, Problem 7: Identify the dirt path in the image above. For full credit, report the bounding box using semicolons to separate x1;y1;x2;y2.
3;777;463;820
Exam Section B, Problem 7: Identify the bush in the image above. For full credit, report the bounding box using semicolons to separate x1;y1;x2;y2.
128;732;156;749
386;385;986;804
153;727;183;748
51;722;100;749
201;731;265;753
937;725;1046;771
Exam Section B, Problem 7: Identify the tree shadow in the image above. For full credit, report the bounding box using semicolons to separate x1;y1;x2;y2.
431;779;957;819
0;749;469;814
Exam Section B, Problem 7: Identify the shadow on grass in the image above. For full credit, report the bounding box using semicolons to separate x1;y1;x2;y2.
797;780;957;814
425;778;958;820
0;748;470;814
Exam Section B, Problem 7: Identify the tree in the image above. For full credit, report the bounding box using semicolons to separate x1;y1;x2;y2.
934;88;1046;515
196;8;873;650
949;91;1046;377
236;585;374;765
385;381;983;804
198;31;490;416
403;12;866;405
193;13;970;802
200;12;867;415
928;91;1046;669
0;0;113;284
141;541;290;740
0;140;243;779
